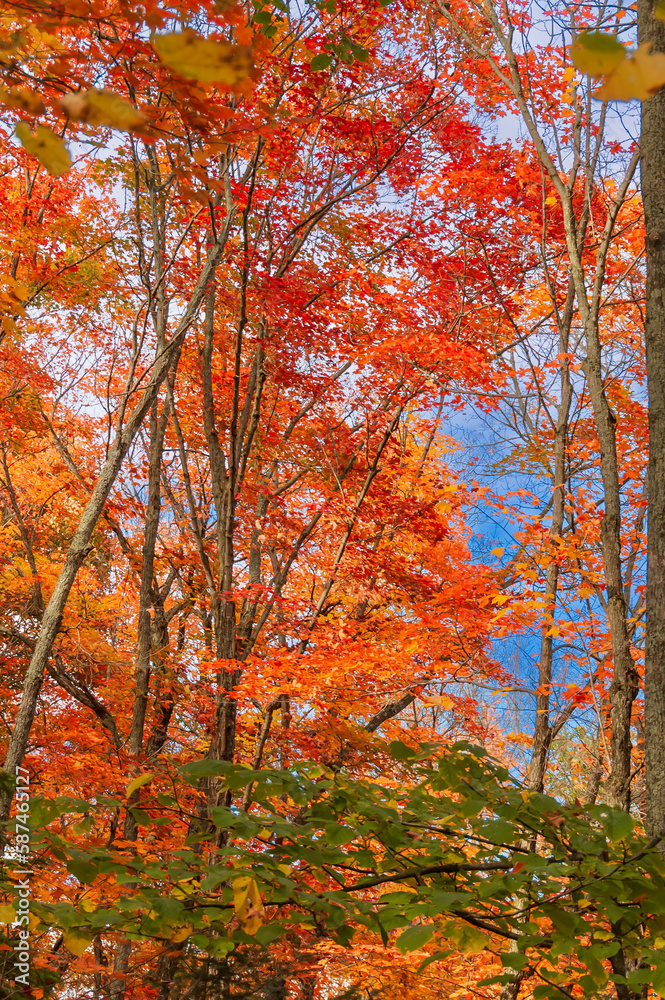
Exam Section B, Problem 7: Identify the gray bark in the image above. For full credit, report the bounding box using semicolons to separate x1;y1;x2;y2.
525;285;574;794
126;398;170;758
365;692;416;733
640;0;665;841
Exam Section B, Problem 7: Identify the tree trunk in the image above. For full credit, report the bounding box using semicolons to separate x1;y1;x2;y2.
526;286;574;793
582;324;639;809
640;0;665;842
126;397;169;758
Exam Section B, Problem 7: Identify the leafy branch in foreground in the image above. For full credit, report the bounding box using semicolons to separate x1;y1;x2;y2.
4;741;665;999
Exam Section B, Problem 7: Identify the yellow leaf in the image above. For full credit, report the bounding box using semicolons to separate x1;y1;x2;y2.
60;89;145;130
242;910;263;936
126;772;153;798
0;87;45;113
0;905;15;923
154;29;253;84
0;275;27;302
232;875;252;912
15;123;71;177
595;43;665;101
62;929;93;957
232;876;264;935
570;32;626;76
169;924;193;943
656;2;665;20
421;694;455;709
490;547;504;556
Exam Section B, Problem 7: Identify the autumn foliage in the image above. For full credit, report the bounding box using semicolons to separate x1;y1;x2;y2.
0;0;661;998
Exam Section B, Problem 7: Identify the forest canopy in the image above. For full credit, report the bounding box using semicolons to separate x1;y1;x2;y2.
0;1;663;999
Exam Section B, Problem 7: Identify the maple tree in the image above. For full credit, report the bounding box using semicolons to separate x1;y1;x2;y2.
0;0;665;998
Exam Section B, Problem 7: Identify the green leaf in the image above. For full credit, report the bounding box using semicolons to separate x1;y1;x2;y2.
476;819;516;844
310;53;332;72
587;804;634;842
180;760;231;780
211;807;234;829
501;951;530;970
650;961;665;996
66;861;99;885
335;924;355;947
533;987;559;1000
324;824;355;847
254;923;285;945
116;872;140;885
200;870;227;892
547;906;580;938
0;772;15;795
396;923;434;953
585;952;609;989
350;42;369;61
378;912;411;932
97;795;123;809
128;807;152;827
417;950;452;973
389;740;417;761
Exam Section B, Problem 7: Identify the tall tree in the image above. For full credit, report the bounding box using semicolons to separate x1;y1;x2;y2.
639;0;665;845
